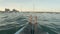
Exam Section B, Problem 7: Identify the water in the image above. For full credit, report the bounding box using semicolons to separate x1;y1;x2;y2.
0;12;60;34
20;12;60;34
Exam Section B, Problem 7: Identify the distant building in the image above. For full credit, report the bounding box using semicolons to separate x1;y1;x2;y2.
12;9;19;12
5;8;10;12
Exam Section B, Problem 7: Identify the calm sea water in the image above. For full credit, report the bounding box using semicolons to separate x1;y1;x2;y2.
0;12;60;34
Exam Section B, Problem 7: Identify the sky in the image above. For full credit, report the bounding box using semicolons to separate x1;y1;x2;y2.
0;0;60;12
